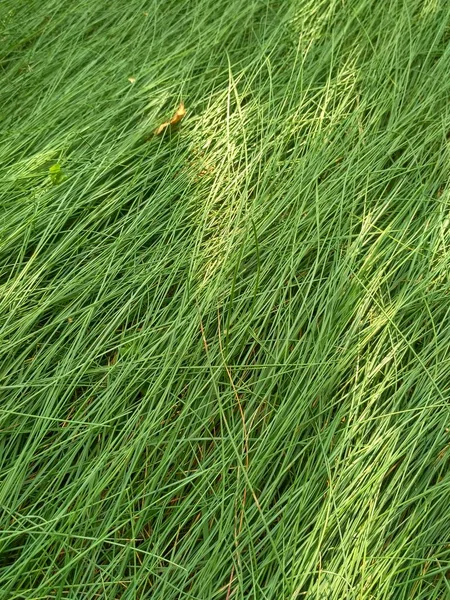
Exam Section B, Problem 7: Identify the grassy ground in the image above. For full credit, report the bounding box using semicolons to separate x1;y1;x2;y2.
1;0;450;598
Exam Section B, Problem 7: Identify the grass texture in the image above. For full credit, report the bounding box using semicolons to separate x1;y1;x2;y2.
1;0;450;598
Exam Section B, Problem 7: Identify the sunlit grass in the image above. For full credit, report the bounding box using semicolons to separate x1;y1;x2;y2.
1;0;450;598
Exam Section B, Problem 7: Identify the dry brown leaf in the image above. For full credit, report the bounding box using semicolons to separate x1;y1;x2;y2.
154;102;186;136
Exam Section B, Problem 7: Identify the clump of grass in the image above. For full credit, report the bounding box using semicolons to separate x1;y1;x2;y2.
1;0;450;598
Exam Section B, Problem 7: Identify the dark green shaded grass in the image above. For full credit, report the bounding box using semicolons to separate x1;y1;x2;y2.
1;0;450;598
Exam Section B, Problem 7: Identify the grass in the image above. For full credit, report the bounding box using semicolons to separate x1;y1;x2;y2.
1;0;450;597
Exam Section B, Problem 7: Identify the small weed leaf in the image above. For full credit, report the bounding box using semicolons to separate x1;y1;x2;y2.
49;163;67;185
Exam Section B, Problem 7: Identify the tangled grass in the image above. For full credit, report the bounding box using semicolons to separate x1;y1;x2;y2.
1;0;450;597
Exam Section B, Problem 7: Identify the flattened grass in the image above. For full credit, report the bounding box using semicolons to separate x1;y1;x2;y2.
1;0;450;597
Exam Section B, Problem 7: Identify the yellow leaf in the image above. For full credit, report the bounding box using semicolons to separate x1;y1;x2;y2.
154;102;186;136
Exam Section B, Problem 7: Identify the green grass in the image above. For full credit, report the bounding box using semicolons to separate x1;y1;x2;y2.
1;0;450;597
